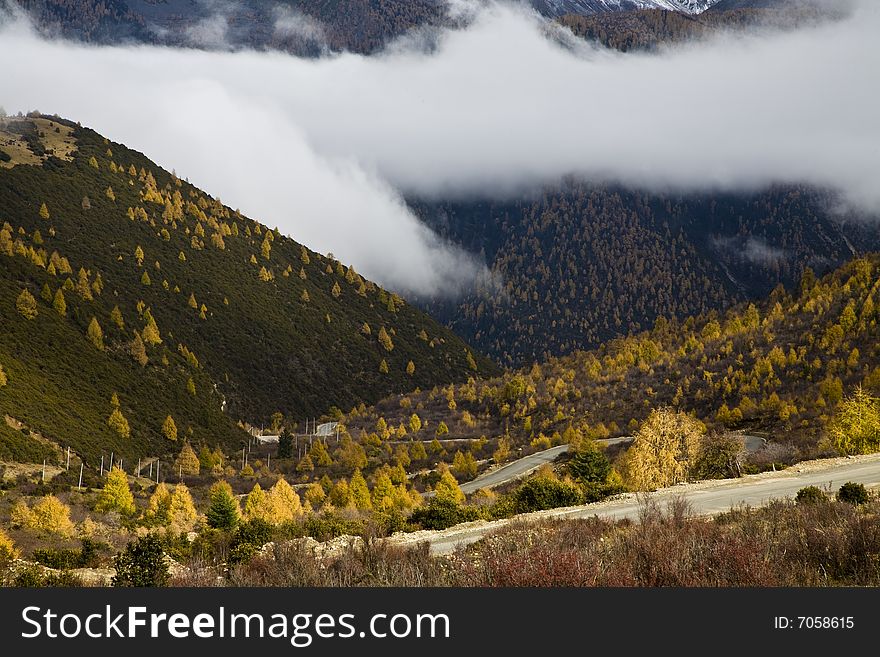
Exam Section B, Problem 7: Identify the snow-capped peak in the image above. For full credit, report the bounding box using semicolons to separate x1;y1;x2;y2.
533;1;724;18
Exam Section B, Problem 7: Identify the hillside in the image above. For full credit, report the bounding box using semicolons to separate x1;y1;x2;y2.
0;113;494;464
349;255;880;465
412;184;880;366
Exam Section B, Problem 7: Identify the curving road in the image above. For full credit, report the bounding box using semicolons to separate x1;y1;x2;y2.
412;454;880;554
459;445;570;495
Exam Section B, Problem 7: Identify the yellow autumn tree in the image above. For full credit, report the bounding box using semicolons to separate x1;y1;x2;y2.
268;478;302;523
828;385;880;455
0;528;19;564
349;469;373;511
39;202;50;220
622;407;706;491
87;317;104;350
95;467;136;515
243;482;273;523
108;407;131;440
174;442;199;475
162;415;178;442
434;465;465;505
16;289;37;319
168;483;199;532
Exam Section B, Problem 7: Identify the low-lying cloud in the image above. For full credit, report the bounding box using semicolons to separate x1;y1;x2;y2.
0;0;878;296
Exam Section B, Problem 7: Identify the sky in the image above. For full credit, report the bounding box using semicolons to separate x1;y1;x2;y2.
0;0;877;296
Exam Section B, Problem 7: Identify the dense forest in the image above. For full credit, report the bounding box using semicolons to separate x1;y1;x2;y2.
352;255;880;466
0;113;493;463
413;185;879;366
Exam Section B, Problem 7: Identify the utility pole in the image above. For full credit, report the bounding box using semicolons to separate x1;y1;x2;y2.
41;459;46;483
156;460;160;484
100;455;104;477
78;462;83;489
66;446;70;470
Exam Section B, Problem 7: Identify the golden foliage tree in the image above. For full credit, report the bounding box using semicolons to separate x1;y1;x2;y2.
434;466;465;505
174;442;200;475
16;288;37;319
828;385;880;455
52;288;66;316
162;415;178;442
87;316;104;350
349;469;372;511
268;478;302;523
108;407;131;440
130;330;148;366
95;467;136;515
168;483;199;532
378;327;394;352
622;407;705;491
0;528;19;564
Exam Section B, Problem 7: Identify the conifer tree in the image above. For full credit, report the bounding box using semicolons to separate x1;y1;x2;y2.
175;442;199;475
206;481;239;530
110;305;125;329
331;281;341;298
371;473;395;512
434;466;465;505
379;359;389;374
243;483;272;522
378;327;394;352
87;317;104;350
162;415;178;442
309;440;333;467
96;467;136;515
349;469;372;511
409;413;422;434
108;407;131;439
142;311;162;345
130;331;148;366
169;483;199;532
146;483;172;524
40;282;52;302
269;478;302;523
52;288;66;316
406;360;416;376
297;453;315;472
277;429;293;459
0;363;7;388
39;202;50;220
300;289;310;303
16;288;37;319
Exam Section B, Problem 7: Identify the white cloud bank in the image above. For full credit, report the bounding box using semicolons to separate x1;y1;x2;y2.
0;0;878;295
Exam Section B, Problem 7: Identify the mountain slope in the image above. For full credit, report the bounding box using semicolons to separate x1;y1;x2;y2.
533;0;720;18
348;254;880;463
411;184;880;367
0;113;494;463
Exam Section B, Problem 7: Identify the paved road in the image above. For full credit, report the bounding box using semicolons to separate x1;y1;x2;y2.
421;455;880;554
459;445;570;495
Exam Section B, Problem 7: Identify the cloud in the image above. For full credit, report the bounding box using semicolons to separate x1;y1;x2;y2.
183;13;230;49
272;6;327;44
712;235;787;266
1;0;878;295
273;0;879;212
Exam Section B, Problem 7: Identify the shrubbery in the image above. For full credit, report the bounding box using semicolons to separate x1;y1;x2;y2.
836;482;869;505
112;535;169;587
796;486;826;505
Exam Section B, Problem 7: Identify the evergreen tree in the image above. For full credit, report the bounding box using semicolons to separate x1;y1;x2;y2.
409;413;422;434
296;453;315;472
278;429;293;459
406;360;416;375
371;472;395;512
243;483;272;523
39;202;50;220
146;483;172;524
379;359;389;374
309;439;333;467
40;282;52;302
206;481;239;530
142;310;162;345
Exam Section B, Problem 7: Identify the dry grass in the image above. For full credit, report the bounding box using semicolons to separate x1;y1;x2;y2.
0;117;77;168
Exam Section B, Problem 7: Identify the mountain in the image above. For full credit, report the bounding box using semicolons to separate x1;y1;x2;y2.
9;0;447;55
532;0;720;18
0;113;495;463
347;254;880;464
410;184;880;367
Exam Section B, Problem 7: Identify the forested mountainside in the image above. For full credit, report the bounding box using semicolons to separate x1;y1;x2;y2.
349;255;880;463
412;184;880;366
9;0;836;56
0;113;493;462
557;4;833;51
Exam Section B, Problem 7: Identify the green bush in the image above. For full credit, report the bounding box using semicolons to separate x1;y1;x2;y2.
796;486;827;505
836;482;870;506
513;477;582;514
112;535;169;587
13;565;83;587
409;498;480;530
